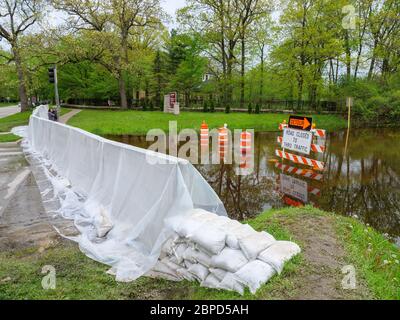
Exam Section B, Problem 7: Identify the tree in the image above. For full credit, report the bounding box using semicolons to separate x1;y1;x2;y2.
54;0;164;109
0;0;44;111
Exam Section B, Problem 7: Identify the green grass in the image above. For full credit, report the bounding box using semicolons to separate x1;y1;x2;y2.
0;133;21;142
0;208;303;300
0;108;71;142
0;207;398;299
67;110;348;136
335;215;400;300
0;102;18;107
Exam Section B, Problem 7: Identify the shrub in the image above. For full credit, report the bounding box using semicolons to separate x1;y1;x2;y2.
255;103;261;114
248;103;253;114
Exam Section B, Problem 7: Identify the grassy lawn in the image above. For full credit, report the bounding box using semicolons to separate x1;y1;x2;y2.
0;133;21;142
67;110;348;136
0;108;71;142
0;102;18;108
1;206;398;300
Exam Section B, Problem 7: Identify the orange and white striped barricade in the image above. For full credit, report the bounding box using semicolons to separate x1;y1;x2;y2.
274;162;323;181
275;149;325;170
200;121;209;163
218;124;228;162
239;130;252;168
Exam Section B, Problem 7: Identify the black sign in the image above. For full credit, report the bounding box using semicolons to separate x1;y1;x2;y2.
288;115;313;131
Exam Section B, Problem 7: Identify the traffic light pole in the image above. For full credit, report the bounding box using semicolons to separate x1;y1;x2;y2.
54;65;60;117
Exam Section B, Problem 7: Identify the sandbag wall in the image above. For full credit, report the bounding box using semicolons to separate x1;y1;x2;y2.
27;106;226;281
149;209;301;294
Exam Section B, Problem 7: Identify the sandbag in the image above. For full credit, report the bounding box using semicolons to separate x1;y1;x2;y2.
188;263;209;282
258;241;301;274
225;223;256;249
219;273;244;295
209;268;227;281
177;268;197;281
174;210;215;237
238;231;276;260
93;205;113;238
183;247;212;267
151;260;181;280
172;243;188;263
210;247;248;272
189;225;227;255
161;257;182;271
200;274;221;289
234;260;276;294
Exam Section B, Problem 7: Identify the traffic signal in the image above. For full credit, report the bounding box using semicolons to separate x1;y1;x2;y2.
48;67;55;83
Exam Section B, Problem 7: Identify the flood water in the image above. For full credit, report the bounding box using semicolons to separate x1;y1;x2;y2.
106;128;400;242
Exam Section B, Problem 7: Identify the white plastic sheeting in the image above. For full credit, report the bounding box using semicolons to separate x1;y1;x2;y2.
26;105;226;281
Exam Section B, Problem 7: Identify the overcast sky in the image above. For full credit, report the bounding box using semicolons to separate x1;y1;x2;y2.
161;0;187;28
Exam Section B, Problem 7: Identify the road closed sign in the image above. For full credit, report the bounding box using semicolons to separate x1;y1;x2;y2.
282;127;313;155
280;173;308;203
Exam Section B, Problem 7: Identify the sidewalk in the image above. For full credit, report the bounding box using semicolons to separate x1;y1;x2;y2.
0;141;75;249
59;109;82;124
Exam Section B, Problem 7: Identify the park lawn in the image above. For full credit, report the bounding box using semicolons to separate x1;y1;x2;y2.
0;102;18;108
0;108;71;142
0;133;21;142
67;110;348;136
0;206;398;300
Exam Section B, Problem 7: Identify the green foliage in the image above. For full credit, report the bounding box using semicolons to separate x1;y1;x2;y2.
248;103;253;114
255;104;260;114
202;100;209;112
209;100;215;113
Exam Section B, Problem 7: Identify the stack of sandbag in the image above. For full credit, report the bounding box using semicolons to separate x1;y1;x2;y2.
146;209;300;294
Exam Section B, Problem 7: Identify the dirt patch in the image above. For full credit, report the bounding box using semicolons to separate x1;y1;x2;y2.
271;213;371;300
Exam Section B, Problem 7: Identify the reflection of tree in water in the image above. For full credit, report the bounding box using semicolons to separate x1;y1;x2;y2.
196;163;281;221
106;129;400;238
320;129;400;236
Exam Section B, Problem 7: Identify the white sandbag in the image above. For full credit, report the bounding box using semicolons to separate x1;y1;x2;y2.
177;268;197;281
161;257;182;271
238;231;276;260
94;205;113;238
182;247;197;263
210;247;248;272
200;274;221;289
188;263;209;282
145;270;181;282
209;268;227;281
184;259;195;269
189;225;226;255
172;243;188;263
192;250;212;267
219;273;244;295
161;232;181;255
226;223;256;249
183;247;212;267
151;260;181;280
174;210;215;237
258;241;301;274
234;260;276;294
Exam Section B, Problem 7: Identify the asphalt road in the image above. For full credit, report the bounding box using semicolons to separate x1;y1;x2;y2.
0;106;20;119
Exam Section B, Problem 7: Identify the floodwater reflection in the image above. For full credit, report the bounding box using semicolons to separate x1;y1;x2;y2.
106;128;400;240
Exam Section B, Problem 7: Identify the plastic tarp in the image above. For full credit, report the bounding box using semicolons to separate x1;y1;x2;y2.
26;105;226;281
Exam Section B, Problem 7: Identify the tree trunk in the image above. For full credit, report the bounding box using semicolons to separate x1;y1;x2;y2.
118;72;128;109
344;31;351;82
368;39;378;80
240;33;245;109
12;45;29;112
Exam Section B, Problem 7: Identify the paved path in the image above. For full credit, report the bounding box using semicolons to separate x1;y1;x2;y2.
59;109;81;124
0;106;20;119
0;141;75;249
